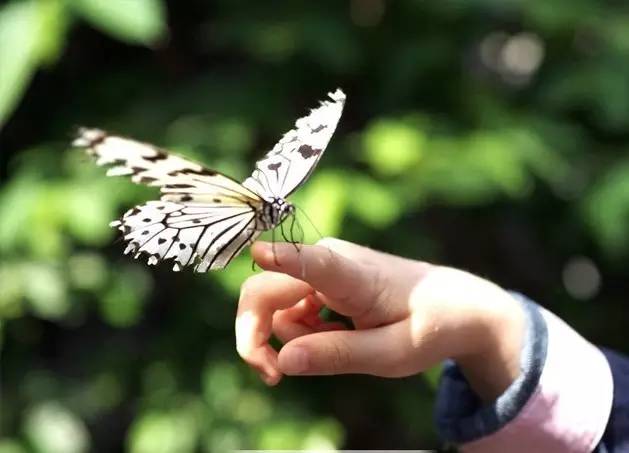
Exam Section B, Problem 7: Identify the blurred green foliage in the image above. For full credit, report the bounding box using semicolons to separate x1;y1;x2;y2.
2;0;629;451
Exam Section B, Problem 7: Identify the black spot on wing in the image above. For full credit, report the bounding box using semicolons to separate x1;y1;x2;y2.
180;195;193;202
268;162;282;171
143;151;168;162
297;145;322;159
168;168;218;177
311;124;327;133
139;176;157;184
158;238;167;245
165;184;194;189
190;168;217;176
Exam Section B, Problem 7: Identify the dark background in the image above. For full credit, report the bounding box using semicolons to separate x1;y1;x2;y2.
2;0;629;451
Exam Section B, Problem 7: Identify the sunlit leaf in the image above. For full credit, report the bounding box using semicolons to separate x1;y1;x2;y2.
69;0;167;46
0;263;25;318
583;160;629;258
22;263;69;321
68;253;108;291
202;362;242;412
291;170;349;243
363;117;427;176
100;266;151;327
128;405;200;453
0;2;40;129
347;174;402;228
0;439;28;453
24;401;90;453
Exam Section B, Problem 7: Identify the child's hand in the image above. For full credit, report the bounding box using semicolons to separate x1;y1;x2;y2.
236;238;525;402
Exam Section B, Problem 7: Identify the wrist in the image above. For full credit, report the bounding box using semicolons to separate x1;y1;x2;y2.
454;285;526;402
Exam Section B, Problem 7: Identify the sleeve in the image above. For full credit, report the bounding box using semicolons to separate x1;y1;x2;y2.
434;293;615;453
597;348;629;451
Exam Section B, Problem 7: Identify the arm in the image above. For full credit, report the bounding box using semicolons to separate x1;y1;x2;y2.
235;238;617;452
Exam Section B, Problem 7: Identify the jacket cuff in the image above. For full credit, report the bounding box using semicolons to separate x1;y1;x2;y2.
434;294;613;453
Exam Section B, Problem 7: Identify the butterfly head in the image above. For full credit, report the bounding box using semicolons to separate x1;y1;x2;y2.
263;197;295;229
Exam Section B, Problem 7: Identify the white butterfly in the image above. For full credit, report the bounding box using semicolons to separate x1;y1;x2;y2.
73;89;346;272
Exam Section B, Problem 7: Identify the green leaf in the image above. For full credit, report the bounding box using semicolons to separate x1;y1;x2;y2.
128;406;200;453
0;2;40;129
583;160;629;258
69;0;167;46
22;263;69;321
100;266;151;327
347;175;402;228
363;117;427;176
291;170;348;243
24;401;90;453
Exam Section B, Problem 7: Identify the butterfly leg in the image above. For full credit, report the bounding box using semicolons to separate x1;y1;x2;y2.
271;227;280;266
289;214;303;253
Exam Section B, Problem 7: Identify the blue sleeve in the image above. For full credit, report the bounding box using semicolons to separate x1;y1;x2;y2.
435;293;627;451
595;348;629;452
434;293;547;442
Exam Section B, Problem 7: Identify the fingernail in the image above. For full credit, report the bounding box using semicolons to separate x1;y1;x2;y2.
282;347;309;375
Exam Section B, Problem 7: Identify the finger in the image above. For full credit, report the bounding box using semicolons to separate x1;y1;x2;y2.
277;319;420;377
236;272;312;385
273;316;348;343
251;241;386;319
315;237;389;264
273;296;348;343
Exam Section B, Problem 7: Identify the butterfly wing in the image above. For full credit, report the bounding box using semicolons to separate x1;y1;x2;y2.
73;128;262;204
112;201;261;271
242;89;345;199
74;128;264;271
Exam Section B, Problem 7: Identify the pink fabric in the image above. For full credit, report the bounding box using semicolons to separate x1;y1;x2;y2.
461;308;613;453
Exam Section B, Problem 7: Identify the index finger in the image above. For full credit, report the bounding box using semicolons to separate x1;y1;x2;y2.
251;241;384;319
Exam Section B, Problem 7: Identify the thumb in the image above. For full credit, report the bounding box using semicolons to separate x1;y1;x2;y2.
277;320;417;377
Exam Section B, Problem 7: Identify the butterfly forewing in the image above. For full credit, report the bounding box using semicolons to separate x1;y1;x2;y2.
73;128;262;204
242;89;345;199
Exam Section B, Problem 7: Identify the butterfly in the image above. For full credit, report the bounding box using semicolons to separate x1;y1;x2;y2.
73;89;346;272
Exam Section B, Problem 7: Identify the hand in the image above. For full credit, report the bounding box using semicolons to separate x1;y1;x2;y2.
236;238;525;402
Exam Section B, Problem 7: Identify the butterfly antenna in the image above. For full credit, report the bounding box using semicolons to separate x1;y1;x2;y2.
294;205;335;264
289;213;304;252
294;205;325;242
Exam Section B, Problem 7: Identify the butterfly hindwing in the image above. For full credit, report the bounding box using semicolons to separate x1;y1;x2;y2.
113;201;261;271
242;89;345;199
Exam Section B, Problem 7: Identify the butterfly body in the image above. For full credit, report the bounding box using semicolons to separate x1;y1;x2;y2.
257;197;295;231
74;89;345;272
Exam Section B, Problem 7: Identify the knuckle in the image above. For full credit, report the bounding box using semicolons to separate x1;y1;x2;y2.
371;265;390;305
328;338;352;372
239;272;266;300
357;264;390;319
